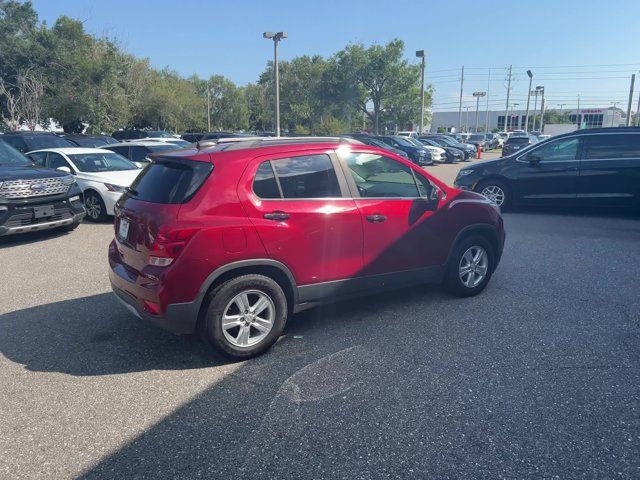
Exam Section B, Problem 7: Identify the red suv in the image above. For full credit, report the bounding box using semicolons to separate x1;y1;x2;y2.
109;138;505;359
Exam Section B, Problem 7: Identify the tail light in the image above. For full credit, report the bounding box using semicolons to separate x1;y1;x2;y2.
148;227;199;267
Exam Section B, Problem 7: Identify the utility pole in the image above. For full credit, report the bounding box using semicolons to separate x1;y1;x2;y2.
524;70;533;132
503;65;512;131
458;66;464;133
576;94;581;129
464;106;471;132
557;103;567;122
484;69;490;132
636;89;640;126
473;91;486;132
206;82;211;132
532;89;539;131
416;50;426;133
537;86;545;133
626;74;635;126
263;31;287;137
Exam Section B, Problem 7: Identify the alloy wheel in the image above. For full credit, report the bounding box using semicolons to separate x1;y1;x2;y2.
458;246;489;288
85;195;101;220
222;290;275;347
480;185;505;206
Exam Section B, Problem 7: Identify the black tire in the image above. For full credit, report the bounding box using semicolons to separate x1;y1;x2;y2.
443;235;495;297
61;220;80;232
475;179;511;210
199;274;288;360
84;191;108;222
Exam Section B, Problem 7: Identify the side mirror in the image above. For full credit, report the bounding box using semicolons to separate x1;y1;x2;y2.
56;166;72;174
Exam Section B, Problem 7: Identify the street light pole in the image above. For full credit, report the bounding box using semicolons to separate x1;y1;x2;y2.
473;91;486;132
524;70;533;132
532;90;539;131
416;50;426;134
263;31;287;137
464;106;471;132
537;86;545;133
510;103;519;130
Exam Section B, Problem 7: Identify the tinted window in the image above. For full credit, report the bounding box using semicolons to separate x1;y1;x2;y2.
24;135;74;150
253;161;281;199
128;158;213;204
28;151;48;166
1;135;27;152
131;146;149;162
0;140;32;165
107;146;130;158
271;154;341;199
506;137;531;144
68;136;108;148
584;134;640;159
47;152;73;171
527;138;579;162
148;144;178;153
346;153;419;198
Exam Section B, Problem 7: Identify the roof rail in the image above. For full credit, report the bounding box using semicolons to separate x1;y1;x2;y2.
196;136;363;151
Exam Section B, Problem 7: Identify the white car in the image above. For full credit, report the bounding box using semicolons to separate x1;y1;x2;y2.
128;137;192;147
26;148;143;222
397;131;419;139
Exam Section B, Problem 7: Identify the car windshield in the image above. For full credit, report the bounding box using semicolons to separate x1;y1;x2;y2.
0;140;32;165
390;136;414;147
26;135;75;150
404;137;424;147
67;152;139;172
69;137;110;148
469;135;484;141
433;137;456;146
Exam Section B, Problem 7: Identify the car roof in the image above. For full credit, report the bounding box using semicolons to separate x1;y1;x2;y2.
3;131;60;136
26;147;114;155
104;141;181;147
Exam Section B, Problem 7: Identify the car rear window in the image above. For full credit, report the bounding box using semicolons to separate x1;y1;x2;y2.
507;137;531;144
127;158;213;204
25;135;75;150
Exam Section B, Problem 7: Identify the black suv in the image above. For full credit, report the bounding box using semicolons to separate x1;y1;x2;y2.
454;127;640;209
0;132;75;153
0;140;85;236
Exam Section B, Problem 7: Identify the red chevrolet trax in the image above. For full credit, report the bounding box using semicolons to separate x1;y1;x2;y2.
108;138;505;359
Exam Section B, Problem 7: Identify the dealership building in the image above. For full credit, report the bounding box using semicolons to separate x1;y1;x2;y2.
429;107;627;133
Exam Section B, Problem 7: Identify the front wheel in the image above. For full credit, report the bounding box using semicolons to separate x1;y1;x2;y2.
476;179;510;209
84;191;108;222
199;274;288;360
443;235;494;297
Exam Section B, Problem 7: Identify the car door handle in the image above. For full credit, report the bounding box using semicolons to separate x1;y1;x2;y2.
263;211;290;221
366;214;387;223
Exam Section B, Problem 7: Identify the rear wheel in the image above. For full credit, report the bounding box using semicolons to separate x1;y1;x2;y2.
84;191;108;222
199;274;288;360
443;235;494;297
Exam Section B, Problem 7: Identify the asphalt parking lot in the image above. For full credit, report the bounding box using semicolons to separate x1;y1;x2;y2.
2;157;640;479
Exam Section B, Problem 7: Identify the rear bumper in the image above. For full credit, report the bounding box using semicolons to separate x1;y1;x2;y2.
108;251;199;335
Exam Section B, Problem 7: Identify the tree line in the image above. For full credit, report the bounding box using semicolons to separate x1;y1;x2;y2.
0;1;432;135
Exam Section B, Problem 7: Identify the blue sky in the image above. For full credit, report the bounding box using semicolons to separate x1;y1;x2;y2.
31;0;640;112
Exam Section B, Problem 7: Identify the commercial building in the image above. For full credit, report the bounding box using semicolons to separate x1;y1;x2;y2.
429;107;627;133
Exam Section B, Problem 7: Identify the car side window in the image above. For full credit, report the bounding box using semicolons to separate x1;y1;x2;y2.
414;171;435;198
345;153;420;198
525;138;579;162
131;146;148;162
29;151;48;167
2;136;27;152
584;134;640;159
270;154;341;199
253;161;281;199
47;152;73;171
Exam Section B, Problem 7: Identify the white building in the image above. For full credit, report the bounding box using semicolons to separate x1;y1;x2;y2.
429;107;627;133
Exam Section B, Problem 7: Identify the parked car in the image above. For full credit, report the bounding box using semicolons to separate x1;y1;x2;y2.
0;140;85;236
415;137;464;163
129;137;192;147
103;141;181;164
60;134;119;148
537;134;551;141
484;133;501;149
419;135;476;160
466;134;487;150
344;134;409;159
377;135;435;165
112;130;177;141
27;148;143;222
0;132;75;153
397;131;419;138
109;137;505;359
454;127;640;209
501;135;538;157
